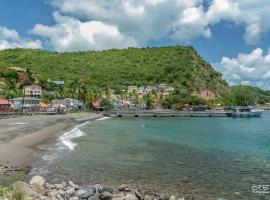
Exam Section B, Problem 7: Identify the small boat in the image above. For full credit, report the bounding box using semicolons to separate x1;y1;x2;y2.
230;106;263;118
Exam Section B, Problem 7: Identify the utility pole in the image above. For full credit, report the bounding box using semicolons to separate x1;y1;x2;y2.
21;85;26;116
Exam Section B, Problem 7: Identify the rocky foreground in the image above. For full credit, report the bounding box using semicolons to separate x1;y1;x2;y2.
1;176;195;200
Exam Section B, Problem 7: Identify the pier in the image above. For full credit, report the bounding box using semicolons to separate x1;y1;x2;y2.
103;110;231;118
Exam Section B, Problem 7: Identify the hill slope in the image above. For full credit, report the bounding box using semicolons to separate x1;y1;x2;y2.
0;46;228;98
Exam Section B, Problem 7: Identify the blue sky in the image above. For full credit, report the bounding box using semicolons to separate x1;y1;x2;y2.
1;0;270;89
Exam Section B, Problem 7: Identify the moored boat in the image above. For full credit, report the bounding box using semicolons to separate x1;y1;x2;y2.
230;106;263;118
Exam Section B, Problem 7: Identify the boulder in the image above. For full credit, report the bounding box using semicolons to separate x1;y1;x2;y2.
66;187;76;196
144;195;152;200
69;181;80;190
29;176;46;195
99;191;113;200
119;184;130;192
29;176;46;188
100;187;114;194
125;193;138;200
78;187;96;199
135;191;144;200
16;182;39;198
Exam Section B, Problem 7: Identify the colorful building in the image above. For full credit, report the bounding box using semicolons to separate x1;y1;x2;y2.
23;85;42;98
0;98;11;112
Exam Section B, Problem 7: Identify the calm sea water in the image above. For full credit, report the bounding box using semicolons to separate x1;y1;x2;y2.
31;112;270;200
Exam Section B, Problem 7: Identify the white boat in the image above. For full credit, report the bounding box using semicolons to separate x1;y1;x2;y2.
230;107;263;118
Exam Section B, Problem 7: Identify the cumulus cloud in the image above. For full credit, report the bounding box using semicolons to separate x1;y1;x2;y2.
214;48;270;89
0;26;42;50
28;0;270;51
32;12;137;51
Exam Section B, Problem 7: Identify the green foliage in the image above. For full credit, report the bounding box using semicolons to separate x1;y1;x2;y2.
100;98;112;109
0;46;227;94
219;85;270;106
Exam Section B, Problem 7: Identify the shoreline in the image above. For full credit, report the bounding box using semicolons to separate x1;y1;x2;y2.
0;113;102;173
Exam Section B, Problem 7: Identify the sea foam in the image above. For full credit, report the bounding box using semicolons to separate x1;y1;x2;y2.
58;121;89;151
96;116;111;121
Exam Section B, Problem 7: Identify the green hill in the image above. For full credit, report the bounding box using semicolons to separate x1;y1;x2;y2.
0;46;228;99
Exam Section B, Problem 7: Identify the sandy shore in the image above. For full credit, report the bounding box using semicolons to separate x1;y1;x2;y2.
0;113;102;169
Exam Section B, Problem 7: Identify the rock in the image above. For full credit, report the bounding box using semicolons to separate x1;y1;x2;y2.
93;184;103;191
99;191;113;200
100;187;114;194
16;182;39;198
70;197;79;200
184;194;194;200
135;191;144;200
62;181;67;188
67;187;76;196
119;184;130;192
144;195;152;200
29;176;46;188
168;196;176;200
69;181;80;190
89;196;101;200
125;193;138;200
40;196;48;200
54;184;65;190
79;187;96;199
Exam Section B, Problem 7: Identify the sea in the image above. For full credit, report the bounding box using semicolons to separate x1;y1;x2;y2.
30;112;270;200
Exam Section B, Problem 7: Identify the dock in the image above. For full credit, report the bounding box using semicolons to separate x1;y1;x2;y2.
103;110;231;118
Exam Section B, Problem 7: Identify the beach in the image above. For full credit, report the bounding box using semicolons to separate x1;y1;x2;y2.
0;113;102;171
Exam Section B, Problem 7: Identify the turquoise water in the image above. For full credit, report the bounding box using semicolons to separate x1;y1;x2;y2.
31;112;270;200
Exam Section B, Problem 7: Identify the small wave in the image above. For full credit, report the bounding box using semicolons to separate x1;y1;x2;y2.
8;122;30;126
96;116;111;121
58;127;85;151
58;121;89;151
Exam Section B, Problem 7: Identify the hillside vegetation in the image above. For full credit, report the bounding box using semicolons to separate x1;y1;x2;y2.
0;46;228;97
1;46;270;106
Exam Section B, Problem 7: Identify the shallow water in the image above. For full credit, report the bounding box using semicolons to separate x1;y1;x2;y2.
31;113;270;200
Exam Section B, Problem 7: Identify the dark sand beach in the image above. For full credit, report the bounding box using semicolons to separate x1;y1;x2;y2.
0;113;102;169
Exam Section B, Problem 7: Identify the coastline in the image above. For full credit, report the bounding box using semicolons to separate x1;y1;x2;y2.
0;113;102;173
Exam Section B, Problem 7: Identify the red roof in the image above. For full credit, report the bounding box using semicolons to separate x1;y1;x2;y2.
0;99;11;105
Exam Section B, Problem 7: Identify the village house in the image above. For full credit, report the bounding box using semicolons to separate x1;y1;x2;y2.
137;86;145;95
163;86;175;96
52;98;83;111
127;86;137;93
23;85;42;98
10;97;40;112
0;98;11;112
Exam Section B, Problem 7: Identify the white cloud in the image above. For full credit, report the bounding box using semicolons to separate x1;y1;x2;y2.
0;26;42;50
214;48;270;89
43;0;270;50
32;12;137;51
207;0;270;44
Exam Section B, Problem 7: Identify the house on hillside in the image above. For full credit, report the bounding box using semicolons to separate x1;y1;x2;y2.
127;86;137;93
163;86;175;96
137;86;145;95
53;81;65;87
23;85;42;98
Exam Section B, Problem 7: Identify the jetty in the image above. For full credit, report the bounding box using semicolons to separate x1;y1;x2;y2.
103;110;231;118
